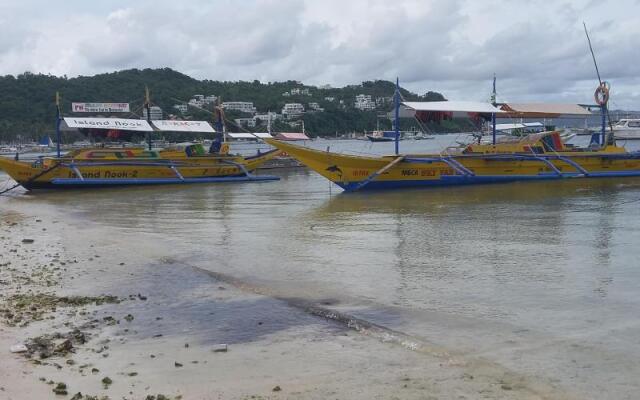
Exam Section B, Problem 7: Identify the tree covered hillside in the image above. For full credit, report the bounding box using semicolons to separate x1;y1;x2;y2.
0;68;455;142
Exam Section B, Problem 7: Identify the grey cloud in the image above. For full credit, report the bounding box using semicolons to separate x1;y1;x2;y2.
1;0;639;108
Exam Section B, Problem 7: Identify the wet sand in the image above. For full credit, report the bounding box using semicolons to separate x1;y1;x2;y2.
0;195;578;399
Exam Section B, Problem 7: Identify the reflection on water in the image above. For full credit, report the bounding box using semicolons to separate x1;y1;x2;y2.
12;167;640;323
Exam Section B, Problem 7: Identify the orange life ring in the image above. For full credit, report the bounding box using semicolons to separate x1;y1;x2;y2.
594;83;610;106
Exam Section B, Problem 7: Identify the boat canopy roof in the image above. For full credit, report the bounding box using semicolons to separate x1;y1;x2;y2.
402;101;504;114
498;103;592;118
228;132;273;139
495;122;544;130
275;132;310;140
63;117;216;132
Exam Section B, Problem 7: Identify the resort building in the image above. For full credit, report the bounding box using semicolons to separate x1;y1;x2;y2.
290;88;311;96
308;102;324;112
282;103;305;119
222;101;257;114
173;104;188;114
142;106;163;120
188;98;204;108
254;112;281;124
234;118;257;128
354;94;376;111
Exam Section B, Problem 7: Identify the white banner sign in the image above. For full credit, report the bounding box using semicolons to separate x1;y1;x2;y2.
151;120;215;133
72;102;130;113
63;117;153;132
228;132;273;139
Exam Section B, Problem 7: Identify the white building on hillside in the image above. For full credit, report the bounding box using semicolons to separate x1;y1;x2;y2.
142;106;163;120
188;98;204;108
308;102;324;112
222;101;257;114
173;104;188;114
354;94;376;111
235;118;256;128
254;112;280;123
290;88;311;96
282;103;305;119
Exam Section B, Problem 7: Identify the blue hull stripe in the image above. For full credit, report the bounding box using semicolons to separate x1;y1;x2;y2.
339;171;640;191
50;175;279;186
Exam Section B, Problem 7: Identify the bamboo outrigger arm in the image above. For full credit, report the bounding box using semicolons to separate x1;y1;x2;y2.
352;156;405;191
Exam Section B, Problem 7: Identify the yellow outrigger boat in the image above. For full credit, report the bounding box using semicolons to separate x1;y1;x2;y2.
266;80;640;192
0;92;281;190
0;145;281;190
266;131;640;191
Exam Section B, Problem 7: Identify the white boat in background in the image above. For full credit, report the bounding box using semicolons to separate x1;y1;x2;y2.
494;122;544;136
0;146;18;155
409;132;435;140
613;119;640;140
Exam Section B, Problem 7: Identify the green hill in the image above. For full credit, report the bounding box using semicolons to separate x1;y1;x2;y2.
0;68;461;142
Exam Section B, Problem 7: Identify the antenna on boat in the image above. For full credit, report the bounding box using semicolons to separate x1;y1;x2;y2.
394;77;400;155
55;91;62;158
144;86;152;151
491;74;497;145
583;22;614;145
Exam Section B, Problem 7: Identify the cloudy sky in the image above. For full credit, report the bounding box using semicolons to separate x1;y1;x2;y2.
1;0;639;108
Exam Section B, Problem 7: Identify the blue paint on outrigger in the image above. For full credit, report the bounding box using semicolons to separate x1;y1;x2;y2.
48;175;279;188
337;170;640;191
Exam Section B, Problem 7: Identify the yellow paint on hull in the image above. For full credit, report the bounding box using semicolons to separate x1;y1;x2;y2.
0;147;281;189
265;136;640;191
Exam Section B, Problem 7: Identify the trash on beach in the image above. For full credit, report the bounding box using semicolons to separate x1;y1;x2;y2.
10;344;28;353
212;344;228;353
21;239;35;244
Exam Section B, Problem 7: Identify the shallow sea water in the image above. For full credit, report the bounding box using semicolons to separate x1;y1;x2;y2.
2;134;640;399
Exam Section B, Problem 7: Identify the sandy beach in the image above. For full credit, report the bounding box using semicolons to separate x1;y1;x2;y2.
0;189;585;400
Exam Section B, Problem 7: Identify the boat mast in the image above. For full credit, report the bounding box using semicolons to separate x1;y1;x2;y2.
394;77;400;155
583;22;613;145
144;86;152;151
491;74;497;145
55;91;62;158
